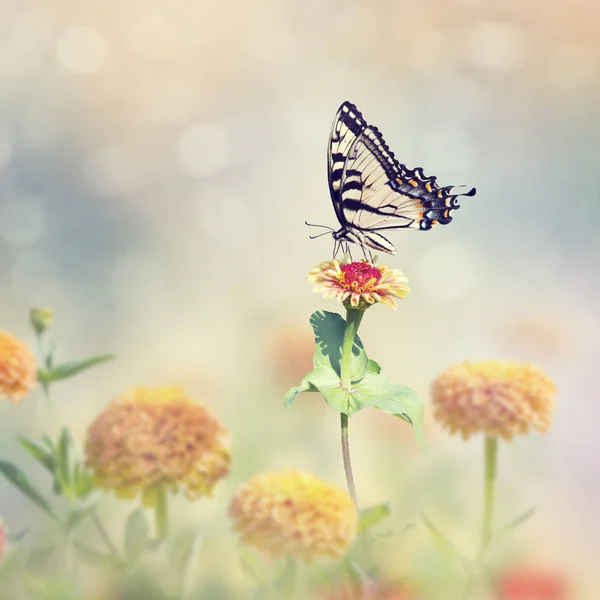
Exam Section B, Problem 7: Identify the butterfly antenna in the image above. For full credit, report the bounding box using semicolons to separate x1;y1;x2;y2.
305;221;334;231
308;230;333;240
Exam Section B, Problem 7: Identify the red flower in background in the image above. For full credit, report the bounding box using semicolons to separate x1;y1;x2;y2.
498;567;569;599
320;581;417;600
0;523;5;562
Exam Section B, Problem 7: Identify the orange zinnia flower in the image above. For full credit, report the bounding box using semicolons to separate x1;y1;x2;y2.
229;470;357;563
85;387;230;506
0;331;36;402
431;361;556;440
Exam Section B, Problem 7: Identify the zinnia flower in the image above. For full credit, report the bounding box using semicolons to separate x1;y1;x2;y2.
0;522;5;563
497;566;568;599
0;331;36;402
267;325;314;384
307;260;410;310
229;470;357;562
321;581;417;599
85;387;230;505
431;361;556;440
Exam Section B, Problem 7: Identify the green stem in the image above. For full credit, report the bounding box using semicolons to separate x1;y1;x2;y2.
481;436;498;553
154;485;169;539
340;309;364;388
340;414;357;506
91;509;119;556
462;436;498;600
339;308;365;507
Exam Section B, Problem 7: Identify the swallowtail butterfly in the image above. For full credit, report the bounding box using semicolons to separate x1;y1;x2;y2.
308;101;476;257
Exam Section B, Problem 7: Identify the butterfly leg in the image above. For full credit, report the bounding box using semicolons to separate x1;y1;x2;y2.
361;244;373;263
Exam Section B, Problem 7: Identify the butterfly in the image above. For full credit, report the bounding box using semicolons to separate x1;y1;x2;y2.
307;101;476;258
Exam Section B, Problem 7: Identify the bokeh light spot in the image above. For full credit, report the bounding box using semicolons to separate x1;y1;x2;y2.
84;145;140;197
0;131;13;170
419;240;481;303
547;43;596;90
177;123;229;178
128;15;174;59
195;185;258;248
0;196;45;247
56;25;107;73
111;251;166;311
464;21;528;72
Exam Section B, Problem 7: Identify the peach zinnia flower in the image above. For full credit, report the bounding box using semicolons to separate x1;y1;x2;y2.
307;260;410;310
431;361;556;440
229;470;357;563
0;331;36;402
85;387;230;506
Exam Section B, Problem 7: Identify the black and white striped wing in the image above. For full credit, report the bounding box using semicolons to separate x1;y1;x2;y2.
327;102;367;222
340;126;476;235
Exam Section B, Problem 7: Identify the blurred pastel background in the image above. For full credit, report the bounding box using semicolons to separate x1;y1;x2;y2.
0;0;598;597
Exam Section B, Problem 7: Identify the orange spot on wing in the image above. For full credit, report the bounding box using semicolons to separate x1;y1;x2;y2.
396;178;403;185
409;180;418;187
425;183;432;193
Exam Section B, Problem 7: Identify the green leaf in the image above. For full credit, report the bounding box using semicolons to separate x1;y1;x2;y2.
73;464;94;499
124;508;150;562
7;528;29;543
503;506;538;532
18;437;55;474
0;461;59;522
38;354;115;384
273;555;297;599
283;378;318;410
65;496;98;529
285;312;424;450
421;514;470;575
286;366;425;449
73;541;119;568
342;558;372;591
26;545;60;572
349;373;426;449
367;359;381;374
239;547;268;585
371;521;417;545
285;366;342;410
180;532;204;599
309;311;368;380
55;428;72;496
358;503;391;533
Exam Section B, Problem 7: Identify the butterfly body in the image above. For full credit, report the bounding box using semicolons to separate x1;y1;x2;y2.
323;101;476;257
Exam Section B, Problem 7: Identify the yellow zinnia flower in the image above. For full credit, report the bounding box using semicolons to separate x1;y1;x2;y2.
229;470;357;563
431;361;556;440
307;260;410;310
0;331;36;402
85;387;230;505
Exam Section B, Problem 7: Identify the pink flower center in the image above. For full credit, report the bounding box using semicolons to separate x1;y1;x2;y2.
339;262;381;292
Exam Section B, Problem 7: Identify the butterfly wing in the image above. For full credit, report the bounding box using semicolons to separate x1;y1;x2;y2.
340;126;476;244
327;102;367;224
